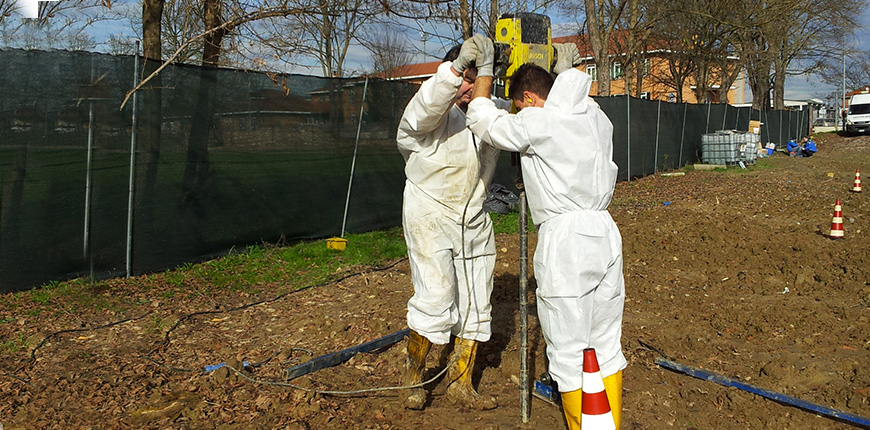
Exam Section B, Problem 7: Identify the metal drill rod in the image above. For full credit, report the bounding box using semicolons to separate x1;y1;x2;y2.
518;178;530;422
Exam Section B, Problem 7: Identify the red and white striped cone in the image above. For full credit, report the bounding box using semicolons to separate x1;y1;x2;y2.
581;348;616;430
852;169;862;193
829;199;844;239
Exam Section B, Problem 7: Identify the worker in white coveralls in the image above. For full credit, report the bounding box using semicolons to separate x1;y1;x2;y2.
396;34;510;411
465;37;627;429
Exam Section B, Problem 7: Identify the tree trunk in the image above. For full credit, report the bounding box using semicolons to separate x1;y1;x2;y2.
666;53;692;104
319;5;334;76
623;0;638;97
718;61;742;104
183;0;226;203
142;0;163;61
747;58;772;111
459;0;472;39
489;0;498;37
136;0;165;271
772;53;787;110
585;0;611;96
693;60;711;103
635;58;644;98
201;0;227;67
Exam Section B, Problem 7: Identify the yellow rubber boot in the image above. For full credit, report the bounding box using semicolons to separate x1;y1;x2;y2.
560;388;582;430
603;370;623;429
403;330;431;410
445;337;497;410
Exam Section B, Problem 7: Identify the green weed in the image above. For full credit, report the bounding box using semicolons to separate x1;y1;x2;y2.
1;333;28;353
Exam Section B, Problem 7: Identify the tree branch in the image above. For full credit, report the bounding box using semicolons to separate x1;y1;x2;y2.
120;4;322;109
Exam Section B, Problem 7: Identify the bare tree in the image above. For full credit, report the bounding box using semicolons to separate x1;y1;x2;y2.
360;24;414;77
819;48;870;95
105;34;137;55
159;0;204;64
767;0;860;109
561;0;628;96
649;48;696;103
252;0;383;77
0;0;116;50
614;0;664;97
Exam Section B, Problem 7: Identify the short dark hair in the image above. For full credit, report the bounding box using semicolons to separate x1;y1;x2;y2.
443;44;462;63
508;63;554;102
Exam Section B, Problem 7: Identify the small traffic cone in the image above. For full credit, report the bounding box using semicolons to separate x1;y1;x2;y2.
829;199;844;239
581;348;616;430
852;169;862;193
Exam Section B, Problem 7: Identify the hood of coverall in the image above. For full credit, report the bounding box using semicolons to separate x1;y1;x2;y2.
543;69;593;115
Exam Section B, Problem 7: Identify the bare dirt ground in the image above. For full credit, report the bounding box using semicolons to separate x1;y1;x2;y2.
1;133;869;429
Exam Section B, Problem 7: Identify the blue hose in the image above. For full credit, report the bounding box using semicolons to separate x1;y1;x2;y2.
655;357;870;428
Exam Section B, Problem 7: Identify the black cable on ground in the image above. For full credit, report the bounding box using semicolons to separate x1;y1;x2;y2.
152;258;408;353
15;257;407;383
27;312;151;363
2;312;153;383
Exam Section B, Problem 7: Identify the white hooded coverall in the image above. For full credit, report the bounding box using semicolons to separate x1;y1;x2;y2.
397;62;509;345
466;68;627;392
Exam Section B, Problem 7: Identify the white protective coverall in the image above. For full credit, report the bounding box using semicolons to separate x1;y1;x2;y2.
397;62;509;345
466;68;627;392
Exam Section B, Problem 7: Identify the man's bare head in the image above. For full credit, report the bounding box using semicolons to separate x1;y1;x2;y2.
444;44;478;110
509;63;554;111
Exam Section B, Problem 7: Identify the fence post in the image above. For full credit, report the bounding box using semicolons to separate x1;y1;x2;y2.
655;99;661;173
779;111;783;142
734;106;740;130
341;76;369;238
126;42;140;278
679;102;687;167
83;60;96;278
705;101;711;133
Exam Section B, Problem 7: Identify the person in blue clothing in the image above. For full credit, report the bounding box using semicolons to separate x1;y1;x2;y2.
786;138;800;156
800;136;817;157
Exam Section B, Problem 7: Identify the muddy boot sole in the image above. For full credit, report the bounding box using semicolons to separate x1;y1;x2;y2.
446;382;497;410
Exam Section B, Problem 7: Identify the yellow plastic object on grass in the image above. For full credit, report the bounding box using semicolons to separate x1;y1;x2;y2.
326;237;347;251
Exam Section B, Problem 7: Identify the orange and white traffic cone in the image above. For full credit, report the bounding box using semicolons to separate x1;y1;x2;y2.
852;169;862;193
581;348;616;430
829;199;844;239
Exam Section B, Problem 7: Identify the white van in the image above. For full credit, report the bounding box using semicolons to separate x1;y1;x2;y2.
846;93;870;135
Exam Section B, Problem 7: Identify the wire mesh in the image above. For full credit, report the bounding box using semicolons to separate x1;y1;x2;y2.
0;49;811;291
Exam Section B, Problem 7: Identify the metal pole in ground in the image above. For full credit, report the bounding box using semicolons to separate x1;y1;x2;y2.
779;111;792;142
705;100;711;133
679;102;687;167
83;60;95;278
518;184;530;423
126;41;140;278
340;76;369;238
655;99;661;172
734;106;740;130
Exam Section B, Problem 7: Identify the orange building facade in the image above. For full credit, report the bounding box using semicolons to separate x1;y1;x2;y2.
387;35;743;105
552;34;742;104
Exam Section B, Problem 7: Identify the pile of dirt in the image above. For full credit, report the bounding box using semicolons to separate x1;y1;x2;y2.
1;133;868;429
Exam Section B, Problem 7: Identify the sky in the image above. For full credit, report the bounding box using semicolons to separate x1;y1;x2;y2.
281;6;870;103
753;9;870;102
3;1;868;104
